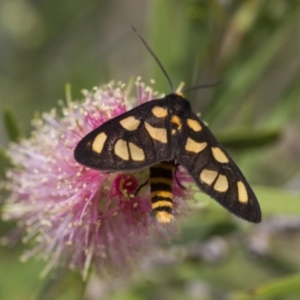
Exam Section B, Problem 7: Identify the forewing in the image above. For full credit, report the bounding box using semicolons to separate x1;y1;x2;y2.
74;99;174;172
175;112;261;223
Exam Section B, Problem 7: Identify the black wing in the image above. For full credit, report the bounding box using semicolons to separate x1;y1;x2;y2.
174;111;261;223
74;98;175;172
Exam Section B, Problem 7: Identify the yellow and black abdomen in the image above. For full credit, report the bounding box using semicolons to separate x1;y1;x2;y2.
149;161;175;223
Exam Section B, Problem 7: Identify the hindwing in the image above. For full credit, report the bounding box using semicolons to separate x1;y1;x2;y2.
74;99;174;172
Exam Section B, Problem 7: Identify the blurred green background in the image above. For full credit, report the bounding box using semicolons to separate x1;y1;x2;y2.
1;0;300;299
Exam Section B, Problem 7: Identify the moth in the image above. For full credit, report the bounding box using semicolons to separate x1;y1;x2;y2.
74;92;261;223
74;28;261;224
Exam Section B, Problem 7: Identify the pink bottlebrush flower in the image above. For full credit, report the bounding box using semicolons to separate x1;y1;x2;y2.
1;79;193;278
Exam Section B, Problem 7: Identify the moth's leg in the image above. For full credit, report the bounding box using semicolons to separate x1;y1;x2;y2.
135;179;149;195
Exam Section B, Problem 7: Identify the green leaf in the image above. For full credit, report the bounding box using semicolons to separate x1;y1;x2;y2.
0;146;12;178
251;272;300;297
255;186;300;215
265;68;300;126
3;107;22;142
194;185;300;216
0;146;10;163
216;127;281;149
208;10;297;126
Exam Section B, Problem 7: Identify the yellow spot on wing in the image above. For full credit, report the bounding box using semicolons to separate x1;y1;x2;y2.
187;118;202;131
212;147;229;163
185;138;207;153
171;115;182;130
128;142;145;161
214;174;228;192
92;132;107;153
120;116;140;131
152;200;172;209
114;139;129;160
237;181;248;203
144;122;168;143
200;169;218;185
152;106;168;118
155;211;174;223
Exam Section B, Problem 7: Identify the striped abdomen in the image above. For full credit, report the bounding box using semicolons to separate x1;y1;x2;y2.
149;161;175;223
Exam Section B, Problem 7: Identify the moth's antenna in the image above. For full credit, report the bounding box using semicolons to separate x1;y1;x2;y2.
183;79;223;93
132;25;174;92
